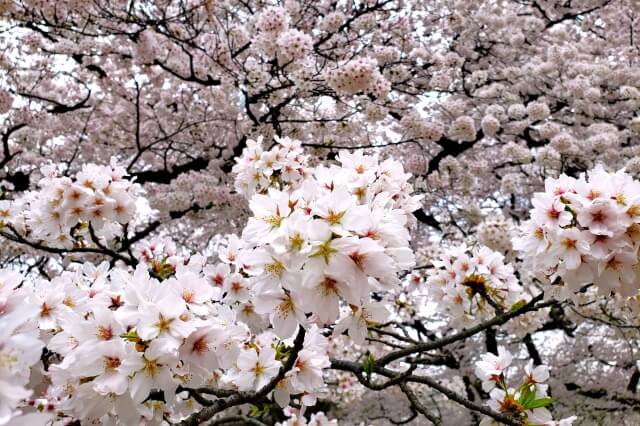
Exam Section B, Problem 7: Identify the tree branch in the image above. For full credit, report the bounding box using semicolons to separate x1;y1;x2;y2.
376;293;552;366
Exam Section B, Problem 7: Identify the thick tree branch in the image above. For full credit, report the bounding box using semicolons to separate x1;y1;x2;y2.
131;157;210;184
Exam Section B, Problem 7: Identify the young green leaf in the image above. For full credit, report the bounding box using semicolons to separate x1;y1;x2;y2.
363;353;376;381
526;396;554;410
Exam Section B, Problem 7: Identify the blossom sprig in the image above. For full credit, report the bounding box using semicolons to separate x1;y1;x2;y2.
514;165;640;299
134;236;187;280
427;245;526;327
475;347;577;426
233;141;422;342
325;57;391;98
5;160;137;249
39;261;245;423
233;136;309;198
0;245;340;424
222;325;331;409
20;255;331;424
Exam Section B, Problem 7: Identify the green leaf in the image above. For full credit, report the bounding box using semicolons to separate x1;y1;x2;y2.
362;353;376;381
249;403;272;417
510;299;528;312
120;329;139;342
518;384;536;407
274;341;290;362
249;404;260;417
526;396;554;409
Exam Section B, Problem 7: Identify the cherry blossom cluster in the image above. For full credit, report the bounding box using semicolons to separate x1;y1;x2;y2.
326;57;390;98
481;114;501;137
427;245;525;327
35;261;241;423
276;29;313;63
252;6;313;64
255;6;289;33
399;110;445;142
6;161;137;248
134;236;188;280
320;11;345;32
475;348;577;426
476;214;516;255
225;325;331;408
514;165;640;299
0;89;12;114
209;235;334;409
233;136;309;198
148;170;224;214
234;146;422;343
0;269;52;425
16;254;332;424
447;115;477;142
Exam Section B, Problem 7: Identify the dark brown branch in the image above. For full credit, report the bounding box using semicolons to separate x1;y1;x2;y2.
413;209;443;231
131;157;210;184
398;382;441;425
485;328;498;355
628;367;640;393
427;137;477;175
17;90;91;114
0;226;135;266
0;123;26;169
153;59;221;86
376;293;552;366
523;334;542;366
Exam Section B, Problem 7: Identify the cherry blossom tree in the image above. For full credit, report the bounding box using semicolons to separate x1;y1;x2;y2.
1;0;639;424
